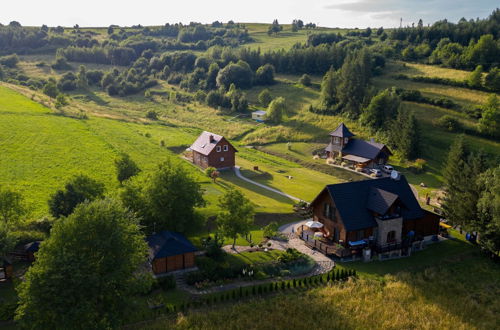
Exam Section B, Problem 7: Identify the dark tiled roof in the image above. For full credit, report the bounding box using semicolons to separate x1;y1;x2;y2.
147;231;198;260
324;176;423;231
329;123;355;138
190;131;225;156
24;241;40;253
341;139;388;160
366;187;399;215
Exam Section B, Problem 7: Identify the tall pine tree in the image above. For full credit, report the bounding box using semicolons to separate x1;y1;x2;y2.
389;107;420;160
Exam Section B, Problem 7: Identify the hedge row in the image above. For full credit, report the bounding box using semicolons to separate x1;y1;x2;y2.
168;268;356;314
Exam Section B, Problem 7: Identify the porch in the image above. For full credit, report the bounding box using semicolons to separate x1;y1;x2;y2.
297;225;351;258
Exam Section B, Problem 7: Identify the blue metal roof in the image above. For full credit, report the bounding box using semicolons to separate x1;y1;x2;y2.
147;231;198;260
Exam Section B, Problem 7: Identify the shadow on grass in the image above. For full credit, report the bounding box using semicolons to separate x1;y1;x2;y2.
218;171;296;206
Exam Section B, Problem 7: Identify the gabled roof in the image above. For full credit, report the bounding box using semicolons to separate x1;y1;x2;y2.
366;187;399;215
319;176;423;231
329;123;355;138
147;231;198;260
252;110;267;115
341;139;390;160
189;131;236;156
24;241;40;253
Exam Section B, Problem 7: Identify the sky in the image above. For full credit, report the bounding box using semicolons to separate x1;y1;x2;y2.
0;0;497;28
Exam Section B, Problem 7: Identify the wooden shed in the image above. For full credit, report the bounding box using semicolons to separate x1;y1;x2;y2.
0;258;13;281
147;231;198;275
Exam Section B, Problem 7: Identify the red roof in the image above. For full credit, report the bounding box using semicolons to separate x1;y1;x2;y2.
190;131;236;156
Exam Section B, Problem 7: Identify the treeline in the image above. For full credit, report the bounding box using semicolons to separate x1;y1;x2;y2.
0;20;251;56
389;9;500;70
0;22;98;55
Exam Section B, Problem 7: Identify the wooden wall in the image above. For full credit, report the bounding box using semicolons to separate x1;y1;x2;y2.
152;252;196;275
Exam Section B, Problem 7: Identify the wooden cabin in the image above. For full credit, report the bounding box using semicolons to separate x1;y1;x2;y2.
325;123;392;168
310;175;440;250
147;231;198;275
189;131;237;169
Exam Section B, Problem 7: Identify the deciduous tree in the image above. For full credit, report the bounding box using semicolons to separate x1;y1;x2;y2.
217;189;254;248
16;199;148;329
115;153;141;184
48;174;105;218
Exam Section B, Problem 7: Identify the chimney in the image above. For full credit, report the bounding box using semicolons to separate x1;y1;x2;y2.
209;135;214;143
370;138;375;143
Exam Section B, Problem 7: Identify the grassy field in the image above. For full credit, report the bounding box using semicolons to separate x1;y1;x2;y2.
138;231;500;329
0;84;295;218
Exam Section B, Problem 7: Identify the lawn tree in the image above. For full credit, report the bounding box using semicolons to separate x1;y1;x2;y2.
475;165;500;256
0;186;26;226
441;136;479;230
389;107;421;160
217;189;255;248
15;199;148;329
48;174;105;218
205;167;219;183
258;88;273;107
115;153;141;184
42;78;58;98
468;65;483;88
337;48;372;118
255;64;275;85
121;159;205;233
360;88;400;131
479;94;499;138
77;65;88;90
319;67;338;110
262;221;279;238
267;19;283;35
484;67;500;92
267;97;286;124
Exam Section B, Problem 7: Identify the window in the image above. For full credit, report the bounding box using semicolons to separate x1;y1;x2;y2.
223;145;228;151
323;203;335;221
334;137;340;144
387;230;396;243
220;157;225;162
356;230;364;240
216;146;221;152
344;138;349;144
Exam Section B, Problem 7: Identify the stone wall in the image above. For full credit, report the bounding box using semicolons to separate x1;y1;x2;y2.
375;216;403;245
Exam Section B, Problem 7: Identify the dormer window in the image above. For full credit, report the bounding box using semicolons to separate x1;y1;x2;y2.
216;146;221;152
344;138;349;144
223;145;228;151
334;137;340;144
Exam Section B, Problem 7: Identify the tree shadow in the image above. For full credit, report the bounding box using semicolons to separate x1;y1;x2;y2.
218;171;296;206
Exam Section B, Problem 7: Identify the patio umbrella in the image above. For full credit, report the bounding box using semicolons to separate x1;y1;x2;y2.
305;220;324;229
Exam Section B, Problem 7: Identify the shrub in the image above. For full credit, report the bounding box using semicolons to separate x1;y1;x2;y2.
0;302;17;321
185;271;205;285
262;221;278;238
436;115;462;132
258;89;272;107
299;74;312;86
157;275;176;290
146;110;158;120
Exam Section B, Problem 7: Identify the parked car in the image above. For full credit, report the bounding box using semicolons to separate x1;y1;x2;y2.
382;165;394;174
370;169;382;177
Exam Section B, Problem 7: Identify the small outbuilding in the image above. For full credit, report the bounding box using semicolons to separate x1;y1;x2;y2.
147;231;198;275
23;241;40;262
252;110;267;122
0;258;13;281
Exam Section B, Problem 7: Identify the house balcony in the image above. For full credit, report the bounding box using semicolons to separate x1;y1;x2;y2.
375;213;401;221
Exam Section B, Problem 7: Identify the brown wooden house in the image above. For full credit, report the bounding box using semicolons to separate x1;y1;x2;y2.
310;175;439;250
325;123;392;168
147;231;198;275
189;131;237;169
